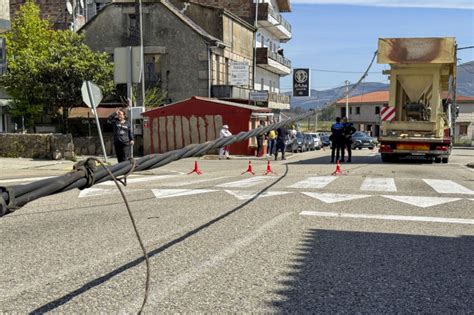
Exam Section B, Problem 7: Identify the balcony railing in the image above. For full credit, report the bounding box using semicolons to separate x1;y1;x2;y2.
255;3;291;41
256;47;291;74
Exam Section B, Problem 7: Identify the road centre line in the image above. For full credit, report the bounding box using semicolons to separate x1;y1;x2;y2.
300;211;474;225
123;212;293;312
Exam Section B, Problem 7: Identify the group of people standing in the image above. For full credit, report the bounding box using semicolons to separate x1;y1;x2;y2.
330;117;356;163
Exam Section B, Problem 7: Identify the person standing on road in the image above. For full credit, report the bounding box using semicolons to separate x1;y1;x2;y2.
275;126;288;161
219;124;232;160
108;109;134;163
330;117;344;163
266;125;277;157
342;117;356;162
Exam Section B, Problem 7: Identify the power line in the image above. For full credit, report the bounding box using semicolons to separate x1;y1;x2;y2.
309;68;380;74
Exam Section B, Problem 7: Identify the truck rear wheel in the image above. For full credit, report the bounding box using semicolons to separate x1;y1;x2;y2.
434;157;441;163
381;153;392;162
442;157;449;164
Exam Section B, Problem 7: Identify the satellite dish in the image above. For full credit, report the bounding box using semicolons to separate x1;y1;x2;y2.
79;0;84;9
66;1;73;15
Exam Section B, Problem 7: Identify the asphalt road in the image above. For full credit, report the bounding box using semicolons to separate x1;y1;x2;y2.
1;148;473;313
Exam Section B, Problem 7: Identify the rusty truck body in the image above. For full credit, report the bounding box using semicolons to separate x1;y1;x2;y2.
377;37;457;163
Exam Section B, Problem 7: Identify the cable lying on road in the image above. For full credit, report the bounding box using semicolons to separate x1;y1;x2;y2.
0;50;378;217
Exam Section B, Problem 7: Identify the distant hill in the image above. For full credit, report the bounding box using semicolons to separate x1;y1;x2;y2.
457;61;474;97
289;61;474;110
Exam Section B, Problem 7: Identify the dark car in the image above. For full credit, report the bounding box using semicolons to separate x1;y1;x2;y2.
351;131;377;149
304;134;316;151
320;135;331;147
295;132;310;152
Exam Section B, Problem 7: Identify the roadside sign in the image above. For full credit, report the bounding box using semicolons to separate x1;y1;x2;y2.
114;46;142;84
81;81;103;109
249;91;268;102
81;80;108;162
381;106;396;121
230;61;249;86
293;68;311;97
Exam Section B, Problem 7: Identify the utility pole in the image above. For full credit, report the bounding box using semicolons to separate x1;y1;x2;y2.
252;0;259;105
345;80;350;119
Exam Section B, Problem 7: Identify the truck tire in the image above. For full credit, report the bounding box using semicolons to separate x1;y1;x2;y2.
442;157;449;164
381;153;391;162
434;157;441;163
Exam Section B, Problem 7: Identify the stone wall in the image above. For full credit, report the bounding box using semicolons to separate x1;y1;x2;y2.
0;133;74;159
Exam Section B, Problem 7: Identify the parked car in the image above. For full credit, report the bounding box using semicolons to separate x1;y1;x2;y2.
351;131;377;149
306;132;322;150
304;133;316;151
285;135;298;153
320;135;331;147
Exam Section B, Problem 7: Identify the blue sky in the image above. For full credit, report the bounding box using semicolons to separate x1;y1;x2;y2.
280;0;474;92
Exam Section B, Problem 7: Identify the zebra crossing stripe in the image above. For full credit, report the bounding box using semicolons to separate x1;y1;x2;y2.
423;179;474;195
99;175;180;186
224;190;291;200
152;189;217;199
360;177;397;192
289;176;336;189
216;176;269;188
299;211;474;225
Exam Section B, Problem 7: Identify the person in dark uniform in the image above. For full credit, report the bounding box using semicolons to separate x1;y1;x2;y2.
330;117;344;163
275;126;288;161
256;121;265;157
342;117;356;162
107;109;134;163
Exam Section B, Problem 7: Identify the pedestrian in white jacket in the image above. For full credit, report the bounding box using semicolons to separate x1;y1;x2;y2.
219;125;232;159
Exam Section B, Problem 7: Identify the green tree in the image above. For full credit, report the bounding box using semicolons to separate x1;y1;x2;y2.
319;104;336;121
1;1;114;132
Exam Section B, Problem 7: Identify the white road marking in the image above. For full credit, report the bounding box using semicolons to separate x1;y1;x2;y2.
98;174;179;186
151;189;217;199
123;212;293;312
382;195;461;208
166;176;231;187
423;179;474;195
216;176;269;188
360;177;397;192
0;176;55;184
302;192;371;203
299;211;474;225
224;190;291;200
79;188;116;198
288;176;337;189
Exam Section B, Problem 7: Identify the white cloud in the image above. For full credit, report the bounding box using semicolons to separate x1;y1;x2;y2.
291;0;474;10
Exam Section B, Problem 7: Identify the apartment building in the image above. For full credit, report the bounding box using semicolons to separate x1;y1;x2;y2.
171;0;292;110
82;0;255;104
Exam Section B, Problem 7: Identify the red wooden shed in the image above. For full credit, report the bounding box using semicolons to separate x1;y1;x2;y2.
142;96;273;156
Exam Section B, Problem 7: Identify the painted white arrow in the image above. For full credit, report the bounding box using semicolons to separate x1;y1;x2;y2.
224;190;291;200
382;195;461;208
151;189;217;199
301;192;371;203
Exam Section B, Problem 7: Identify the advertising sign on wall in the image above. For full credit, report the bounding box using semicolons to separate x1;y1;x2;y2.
230;61;249;86
293;68;311;97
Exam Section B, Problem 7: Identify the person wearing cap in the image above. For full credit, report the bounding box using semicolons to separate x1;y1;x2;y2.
219;124;232;159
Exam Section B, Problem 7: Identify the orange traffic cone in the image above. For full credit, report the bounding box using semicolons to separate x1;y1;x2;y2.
187;161;203;175
241;161;256;176
263;160;277;175
331;160;347;176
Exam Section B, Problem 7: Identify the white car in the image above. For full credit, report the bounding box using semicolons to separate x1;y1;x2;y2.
306;132;322;150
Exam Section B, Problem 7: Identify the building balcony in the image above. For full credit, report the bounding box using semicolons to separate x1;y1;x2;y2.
211;85;251;100
268;92;290;110
255;3;292;42
256;47;291;75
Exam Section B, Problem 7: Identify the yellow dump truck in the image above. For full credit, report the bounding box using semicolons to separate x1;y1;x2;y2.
377;37;457;163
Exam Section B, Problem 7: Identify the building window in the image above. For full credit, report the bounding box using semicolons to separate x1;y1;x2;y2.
356;107;360;115
349;107;352;115
260;78;264;91
375;106;380;114
341;108;346;118
459;124;468;136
